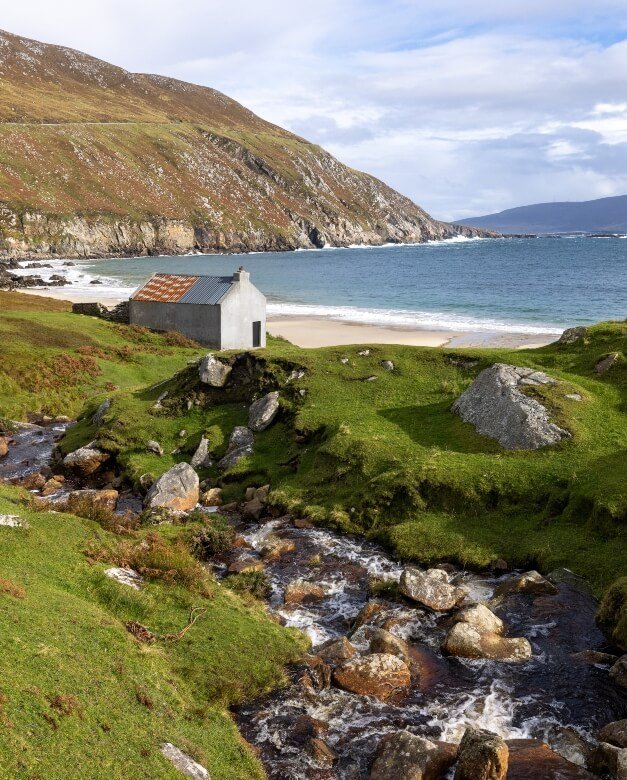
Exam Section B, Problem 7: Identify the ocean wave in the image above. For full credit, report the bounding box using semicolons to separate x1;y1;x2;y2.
266;302;563;334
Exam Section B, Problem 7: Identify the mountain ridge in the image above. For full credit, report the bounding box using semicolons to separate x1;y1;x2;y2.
0;29;491;258
456;194;627;234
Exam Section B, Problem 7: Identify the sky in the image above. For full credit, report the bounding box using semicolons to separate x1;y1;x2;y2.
2;0;627;220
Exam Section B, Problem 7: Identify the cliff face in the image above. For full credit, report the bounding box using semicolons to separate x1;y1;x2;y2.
0;30;493;259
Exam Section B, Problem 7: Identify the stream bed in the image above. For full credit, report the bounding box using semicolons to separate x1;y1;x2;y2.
228;517;626;778
2;423;625;779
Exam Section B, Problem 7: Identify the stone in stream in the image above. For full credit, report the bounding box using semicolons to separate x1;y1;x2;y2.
198;353;232;387
351;600;385;630
0;435;9;457
571;649;618;666
301;655;332;691
284;579;326;605
369;627;411;664
160;743;210;779
200;487;223;507
91;398;111;426
610;655;627;689
41;477;64;496
307;736;337;767
67;489;119;512
104;567;143;589
452;603;504;635
18;472;47;490
218;426;254;470
317;636;357;664
493;570;558;599
227;558;264;575
248;391;280;432
598;719;627;748
399;567;467;611
506;739;596;778
455;728;508;780
144;462;199;511
259;535;296;561
451;363;570;450
0;514;29;528
63;443;110;476
146;440;164;457
369;731;456;780
333;653;411;701
442;622;532;662
589;743;627;780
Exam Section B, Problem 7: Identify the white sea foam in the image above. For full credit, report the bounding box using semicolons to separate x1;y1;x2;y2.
266;302;562;334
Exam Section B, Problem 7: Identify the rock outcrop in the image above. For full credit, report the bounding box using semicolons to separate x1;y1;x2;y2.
218;426;254;470
198;354;232;387
144;462;199;511
0;31;494;261
399;568;467;611
160;743;210;780
452;364;570;450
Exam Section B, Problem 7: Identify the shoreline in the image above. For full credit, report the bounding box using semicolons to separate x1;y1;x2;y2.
17;287;559;349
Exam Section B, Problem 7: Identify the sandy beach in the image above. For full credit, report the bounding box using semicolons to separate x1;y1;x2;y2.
18;287;558;349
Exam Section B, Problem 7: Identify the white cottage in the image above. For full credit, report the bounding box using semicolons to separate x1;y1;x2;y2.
129;268;266;350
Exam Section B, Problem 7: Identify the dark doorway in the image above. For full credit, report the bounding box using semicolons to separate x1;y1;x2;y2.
252;320;261;348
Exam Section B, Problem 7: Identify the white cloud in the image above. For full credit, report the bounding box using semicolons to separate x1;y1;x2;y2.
1;0;626;218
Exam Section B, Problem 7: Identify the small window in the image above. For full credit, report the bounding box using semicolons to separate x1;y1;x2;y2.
252;321;261;348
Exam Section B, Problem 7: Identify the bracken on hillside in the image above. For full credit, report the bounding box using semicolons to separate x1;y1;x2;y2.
0;29;493;258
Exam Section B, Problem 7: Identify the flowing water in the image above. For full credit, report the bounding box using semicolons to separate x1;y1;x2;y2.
229;516;626;779
3;426;625;779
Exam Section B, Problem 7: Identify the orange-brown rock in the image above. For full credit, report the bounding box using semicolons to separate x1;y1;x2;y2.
333;653;411;701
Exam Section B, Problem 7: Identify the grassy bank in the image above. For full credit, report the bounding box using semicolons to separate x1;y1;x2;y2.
0;484;306;779
66;319;626;596
0;291;206;420
1;291;625;612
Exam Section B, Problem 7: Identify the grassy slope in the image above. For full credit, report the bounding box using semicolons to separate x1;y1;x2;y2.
0;291;206;420
0;30;452;251
0;485;306;779
1;290;624;598
65;324;626;596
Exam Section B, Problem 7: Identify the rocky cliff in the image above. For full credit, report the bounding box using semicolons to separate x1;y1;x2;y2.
0;30;493;258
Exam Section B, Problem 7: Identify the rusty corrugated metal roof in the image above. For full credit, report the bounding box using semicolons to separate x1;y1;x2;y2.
131;274;199;302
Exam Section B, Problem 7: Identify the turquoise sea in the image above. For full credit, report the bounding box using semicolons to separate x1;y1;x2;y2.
25;236;627;334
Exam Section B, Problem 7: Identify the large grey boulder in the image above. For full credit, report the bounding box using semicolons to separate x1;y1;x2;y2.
452;363;570;450
218;426;254;470
198;354;231;387
144;462;199;511
453;603;504;635
370;731;456;780
248;391;280;432
399;567;467;611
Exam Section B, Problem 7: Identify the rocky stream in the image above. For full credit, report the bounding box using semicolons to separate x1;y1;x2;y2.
1;421;626;780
